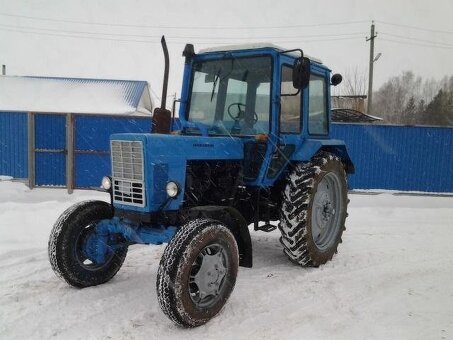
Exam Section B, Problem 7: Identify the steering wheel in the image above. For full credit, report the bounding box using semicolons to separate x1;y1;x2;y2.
227;102;258;124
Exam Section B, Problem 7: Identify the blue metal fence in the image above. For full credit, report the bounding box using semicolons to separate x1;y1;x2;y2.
74;115;152;188
331;123;453;192
0;112;28;178
1;112;452;193
35;114;66;186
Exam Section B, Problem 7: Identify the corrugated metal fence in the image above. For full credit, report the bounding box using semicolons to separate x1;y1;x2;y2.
0;112;27;178
0;111;151;188
1;112;452;192
331;123;453;192
74;115;151;187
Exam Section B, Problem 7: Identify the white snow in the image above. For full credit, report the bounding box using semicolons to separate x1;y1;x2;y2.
1;180;452;339
0;76;152;115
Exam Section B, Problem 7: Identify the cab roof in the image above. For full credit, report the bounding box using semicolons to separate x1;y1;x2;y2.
199;43;323;64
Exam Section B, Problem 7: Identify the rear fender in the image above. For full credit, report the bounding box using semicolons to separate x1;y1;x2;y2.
291;139;354;174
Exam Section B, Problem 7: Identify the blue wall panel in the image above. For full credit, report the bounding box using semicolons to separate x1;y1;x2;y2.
35;114;66;149
34;114;66;186
75;154;111;188
75;116;151;151
74;116;151;187
331;124;453;192
0;112;28;178
35;153;66;186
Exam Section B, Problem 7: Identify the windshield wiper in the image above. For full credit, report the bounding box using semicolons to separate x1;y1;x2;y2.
210;69;221;102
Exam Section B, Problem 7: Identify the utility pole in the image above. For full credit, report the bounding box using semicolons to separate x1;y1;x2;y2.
366;21;377;114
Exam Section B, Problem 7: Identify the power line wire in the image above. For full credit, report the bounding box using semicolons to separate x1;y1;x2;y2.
377;20;453;35
0;23;365;40
0;27;158;44
380;37;453;50
0;26;364;45
380;32;453;47
0;12;368;30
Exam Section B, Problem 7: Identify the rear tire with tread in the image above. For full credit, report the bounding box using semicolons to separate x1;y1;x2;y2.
279;152;348;266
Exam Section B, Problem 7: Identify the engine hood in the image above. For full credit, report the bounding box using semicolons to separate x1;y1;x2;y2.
109;133;244;212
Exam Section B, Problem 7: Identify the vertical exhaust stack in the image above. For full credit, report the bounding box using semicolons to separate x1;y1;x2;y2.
152;36;172;134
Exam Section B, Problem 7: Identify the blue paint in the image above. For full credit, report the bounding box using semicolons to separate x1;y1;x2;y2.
110;133;244;212
74;154;111;188
84;217;177;264
35;114;66;150
35;152;66;186
331;123;453;192
0;112;28;178
74;116;152;188
75;115;151;151
34;114;66;186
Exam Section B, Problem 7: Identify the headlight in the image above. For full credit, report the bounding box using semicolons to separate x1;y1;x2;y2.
166;181;179;198
101;176;112;190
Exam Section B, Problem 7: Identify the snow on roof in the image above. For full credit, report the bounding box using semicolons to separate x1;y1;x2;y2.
0;76;153;115
199;43;323;64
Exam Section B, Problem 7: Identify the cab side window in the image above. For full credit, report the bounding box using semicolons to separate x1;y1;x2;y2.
308;75;328;135
280;65;301;134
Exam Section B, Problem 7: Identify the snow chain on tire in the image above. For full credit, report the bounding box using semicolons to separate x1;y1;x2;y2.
156;218;239;327
279;151;348;266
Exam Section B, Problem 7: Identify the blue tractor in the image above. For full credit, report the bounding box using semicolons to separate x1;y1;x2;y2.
48;38;353;327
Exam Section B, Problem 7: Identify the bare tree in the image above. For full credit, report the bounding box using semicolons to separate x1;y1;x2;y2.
341;66;367;96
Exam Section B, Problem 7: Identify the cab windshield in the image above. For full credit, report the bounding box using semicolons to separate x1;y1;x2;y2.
186;56;272;136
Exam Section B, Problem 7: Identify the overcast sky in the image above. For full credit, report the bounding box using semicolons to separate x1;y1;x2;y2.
1;0;452;106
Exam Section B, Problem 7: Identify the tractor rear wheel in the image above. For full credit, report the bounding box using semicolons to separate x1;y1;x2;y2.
157;218;239;327
279;152;348;266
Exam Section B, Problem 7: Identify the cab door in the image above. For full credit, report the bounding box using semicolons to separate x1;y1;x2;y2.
264;55;304;182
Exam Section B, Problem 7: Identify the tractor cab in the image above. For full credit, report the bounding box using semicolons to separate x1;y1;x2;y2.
172;43;341;187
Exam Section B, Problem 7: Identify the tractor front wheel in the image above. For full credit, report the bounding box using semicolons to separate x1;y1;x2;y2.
48;200;128;288
157;218;239;327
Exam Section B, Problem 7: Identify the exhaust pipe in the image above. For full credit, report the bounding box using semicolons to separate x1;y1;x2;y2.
152;36;172;134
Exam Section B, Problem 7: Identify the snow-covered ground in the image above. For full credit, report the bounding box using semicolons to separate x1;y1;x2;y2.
0;179;452;340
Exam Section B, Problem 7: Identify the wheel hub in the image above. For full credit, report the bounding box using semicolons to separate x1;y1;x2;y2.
310;172;343;250
315;192;335;229
189;244;228;307
194;251;226;298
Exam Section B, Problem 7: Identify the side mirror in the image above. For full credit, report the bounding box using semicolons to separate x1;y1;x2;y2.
331;73;343;86
292;57;310;90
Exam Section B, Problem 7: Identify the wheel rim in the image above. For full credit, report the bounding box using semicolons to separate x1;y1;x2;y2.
188;243;229;308
75;223;115;270
311;172;344;251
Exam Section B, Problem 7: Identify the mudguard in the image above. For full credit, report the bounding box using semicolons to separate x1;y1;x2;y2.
291;139;355;174
187;206;253;268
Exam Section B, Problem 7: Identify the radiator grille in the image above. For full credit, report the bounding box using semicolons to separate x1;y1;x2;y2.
111;140;145;207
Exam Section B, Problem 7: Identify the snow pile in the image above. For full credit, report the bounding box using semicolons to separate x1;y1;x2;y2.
0;180;452;339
